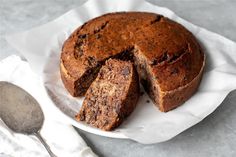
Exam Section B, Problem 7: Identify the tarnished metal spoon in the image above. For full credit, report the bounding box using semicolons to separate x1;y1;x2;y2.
0;81;56;157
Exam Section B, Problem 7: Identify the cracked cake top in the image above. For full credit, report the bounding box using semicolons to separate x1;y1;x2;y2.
61;12;204;96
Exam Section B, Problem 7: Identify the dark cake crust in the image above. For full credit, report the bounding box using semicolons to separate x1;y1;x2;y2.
61;12;205;112
76;59;140;131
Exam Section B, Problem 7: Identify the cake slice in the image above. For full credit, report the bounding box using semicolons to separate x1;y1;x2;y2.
76;59;140;131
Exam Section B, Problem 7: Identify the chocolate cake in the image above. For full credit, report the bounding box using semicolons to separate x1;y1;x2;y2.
60;12;205;114
76;59;139;131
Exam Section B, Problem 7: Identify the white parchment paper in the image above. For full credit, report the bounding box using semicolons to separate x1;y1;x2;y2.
6;0;236;144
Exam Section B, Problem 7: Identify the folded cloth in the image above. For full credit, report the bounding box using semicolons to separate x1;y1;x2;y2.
0;55;98;157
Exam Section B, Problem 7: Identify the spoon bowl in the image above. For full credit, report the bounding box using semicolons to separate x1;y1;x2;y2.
0;81;56;157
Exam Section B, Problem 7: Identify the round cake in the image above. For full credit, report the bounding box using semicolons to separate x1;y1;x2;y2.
60;12;205;112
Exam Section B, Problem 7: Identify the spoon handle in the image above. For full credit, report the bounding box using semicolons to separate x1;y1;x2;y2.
34;132;57;157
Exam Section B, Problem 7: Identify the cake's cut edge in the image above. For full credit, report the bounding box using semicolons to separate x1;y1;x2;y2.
76;59;140;131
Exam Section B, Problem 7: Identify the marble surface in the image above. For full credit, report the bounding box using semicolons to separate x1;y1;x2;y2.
1;0;236;156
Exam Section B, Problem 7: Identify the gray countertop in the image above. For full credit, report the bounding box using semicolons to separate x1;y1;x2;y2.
1;0;236;157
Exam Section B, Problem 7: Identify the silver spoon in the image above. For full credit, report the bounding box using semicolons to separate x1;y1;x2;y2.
0;81;57;157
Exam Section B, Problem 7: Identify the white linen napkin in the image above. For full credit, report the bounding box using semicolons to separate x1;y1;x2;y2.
0;55;98;157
